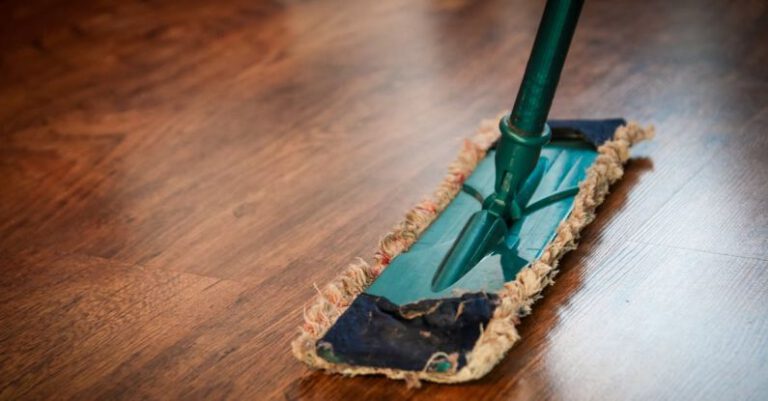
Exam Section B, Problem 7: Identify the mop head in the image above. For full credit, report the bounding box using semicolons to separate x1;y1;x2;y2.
292;115;654;386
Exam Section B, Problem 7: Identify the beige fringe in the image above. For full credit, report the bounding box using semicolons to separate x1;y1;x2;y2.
291;116;654;386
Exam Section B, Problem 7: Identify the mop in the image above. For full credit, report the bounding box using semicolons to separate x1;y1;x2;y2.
292;0;654;385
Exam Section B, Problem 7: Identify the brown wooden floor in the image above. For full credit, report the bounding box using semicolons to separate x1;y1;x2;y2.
1;0;767;399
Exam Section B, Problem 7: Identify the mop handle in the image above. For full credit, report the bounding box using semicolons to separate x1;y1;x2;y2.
432;0;587;291
509;0;584;136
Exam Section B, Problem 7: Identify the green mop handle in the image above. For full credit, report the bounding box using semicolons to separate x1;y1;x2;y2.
489;0;584;219
510;0;584;136
432;0;585;292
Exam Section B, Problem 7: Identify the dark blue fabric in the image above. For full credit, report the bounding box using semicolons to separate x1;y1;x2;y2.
317;292;498;372
549;118;627;147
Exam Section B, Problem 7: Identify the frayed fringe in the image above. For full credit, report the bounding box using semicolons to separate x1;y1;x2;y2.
291;117;654;385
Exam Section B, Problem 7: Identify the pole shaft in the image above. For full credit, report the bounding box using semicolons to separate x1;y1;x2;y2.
509;0;584;136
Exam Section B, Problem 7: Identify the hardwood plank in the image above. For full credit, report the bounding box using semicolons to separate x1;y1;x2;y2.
0;0;766;399
633;107;768;260
0;250;245;400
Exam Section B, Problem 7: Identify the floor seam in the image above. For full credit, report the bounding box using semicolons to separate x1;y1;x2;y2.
627;240;768;263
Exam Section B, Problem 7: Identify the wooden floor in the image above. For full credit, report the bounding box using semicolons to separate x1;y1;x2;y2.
1;0;767;399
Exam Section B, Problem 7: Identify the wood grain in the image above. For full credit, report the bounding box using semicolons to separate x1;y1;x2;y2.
1;0;766;399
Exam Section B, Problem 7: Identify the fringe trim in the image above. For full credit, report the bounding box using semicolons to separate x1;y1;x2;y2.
291;116;654;386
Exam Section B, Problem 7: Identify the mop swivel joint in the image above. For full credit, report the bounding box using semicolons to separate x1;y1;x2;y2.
430;115;551;292
486;115;552;223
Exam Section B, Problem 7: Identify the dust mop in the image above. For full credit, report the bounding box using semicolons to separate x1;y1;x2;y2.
292;0;653;385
